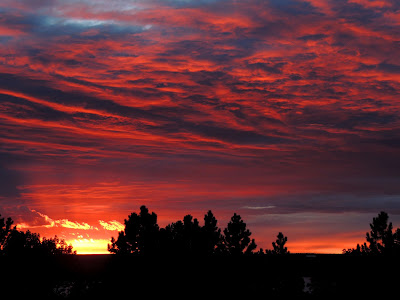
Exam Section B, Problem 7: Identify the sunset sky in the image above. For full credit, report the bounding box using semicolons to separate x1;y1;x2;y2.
1;0;400;254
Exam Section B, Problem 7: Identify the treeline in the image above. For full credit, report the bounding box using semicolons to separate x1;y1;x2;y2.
108;205;289;256
2;207;400;257
0;214;75;255
110;206;400;257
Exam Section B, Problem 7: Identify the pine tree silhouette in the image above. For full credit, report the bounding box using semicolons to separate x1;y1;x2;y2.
271;232;289;255
222;213;256;255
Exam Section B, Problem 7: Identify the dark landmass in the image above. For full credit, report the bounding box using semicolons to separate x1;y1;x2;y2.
2;253;400;299
2;210;400;298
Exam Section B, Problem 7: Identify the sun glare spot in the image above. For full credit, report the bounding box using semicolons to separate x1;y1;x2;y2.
68;238;110;254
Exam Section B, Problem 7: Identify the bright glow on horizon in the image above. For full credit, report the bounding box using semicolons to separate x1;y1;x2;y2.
68;238;111;255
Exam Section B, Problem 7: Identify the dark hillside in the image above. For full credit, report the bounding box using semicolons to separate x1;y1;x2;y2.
2;254;400;299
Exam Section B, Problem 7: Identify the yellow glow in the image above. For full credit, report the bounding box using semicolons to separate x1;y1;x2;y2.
67;238;110;254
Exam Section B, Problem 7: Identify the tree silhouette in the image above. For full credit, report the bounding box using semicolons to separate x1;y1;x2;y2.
41;235;75;255
0;214;14;252
108;205;160;255
201;210;222;255
109;207;262;256
162;219;184;254
160;214;202;255
0;214;75;255
3;229;41;254
183;214;201;253
344;211;400;255
366;211;394;254
222;213;256;255
109;231;130;254
158;210;222;256
271;232;289;255
3;229;75;255
394;228;400;250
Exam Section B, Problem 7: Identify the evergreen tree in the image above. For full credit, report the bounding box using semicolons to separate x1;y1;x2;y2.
271;232;289;255
366;211;394;254
183;214;201;254
0;214;14;252
0;214;75;255
202;210;222;255
109;207;261;256
344;211;400;255
108;205;160;254
222;213;256;255
394;228;400;250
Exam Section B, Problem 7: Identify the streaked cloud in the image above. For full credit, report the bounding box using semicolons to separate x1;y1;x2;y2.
99;220;125;231
242;206;276;210
16;208;99;231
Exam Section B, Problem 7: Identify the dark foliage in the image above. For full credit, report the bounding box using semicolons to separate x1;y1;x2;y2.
0;214;75;255
221;212;256;255
108;205;159;255
271;232;290;254
108;206;286;256
344;211;400;255
0;213;14;251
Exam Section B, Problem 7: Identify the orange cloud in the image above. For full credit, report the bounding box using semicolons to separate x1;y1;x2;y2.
16;209;98;231
98;220;125;231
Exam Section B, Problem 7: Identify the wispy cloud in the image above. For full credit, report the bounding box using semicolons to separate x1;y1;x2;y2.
99;220;124;231
16;209;99;231
242;206;276;210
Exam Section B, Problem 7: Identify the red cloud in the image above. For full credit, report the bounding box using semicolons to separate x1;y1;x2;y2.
1;0;400;253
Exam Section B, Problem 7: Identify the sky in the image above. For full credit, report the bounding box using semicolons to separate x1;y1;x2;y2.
1;0;400;254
